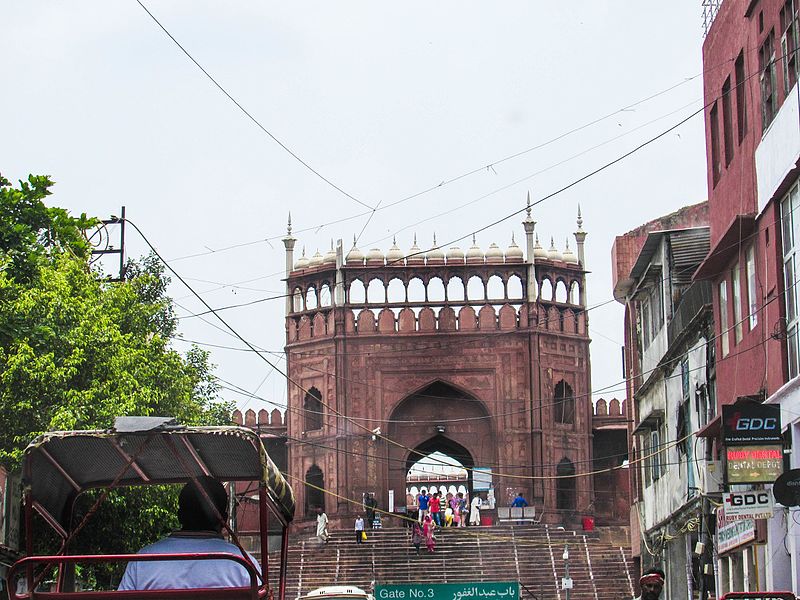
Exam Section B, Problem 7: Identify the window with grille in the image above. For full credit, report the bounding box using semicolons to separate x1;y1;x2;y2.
781;181;800;379
760;30;778;130
782;0;799;94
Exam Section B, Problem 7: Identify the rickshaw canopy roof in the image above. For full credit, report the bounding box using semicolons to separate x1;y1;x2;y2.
23;418;295;532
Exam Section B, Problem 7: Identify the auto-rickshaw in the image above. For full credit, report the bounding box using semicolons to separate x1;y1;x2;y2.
5;417;295;600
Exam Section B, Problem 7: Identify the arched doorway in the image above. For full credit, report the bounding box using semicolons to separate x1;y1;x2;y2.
405;435;474;513
387;380;494;516
305;464;324;516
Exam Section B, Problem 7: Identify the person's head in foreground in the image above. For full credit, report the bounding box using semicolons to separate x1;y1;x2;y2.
639;568;665;600
178;475;228;533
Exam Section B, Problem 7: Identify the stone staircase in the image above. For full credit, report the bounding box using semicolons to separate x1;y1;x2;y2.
266;525;636;600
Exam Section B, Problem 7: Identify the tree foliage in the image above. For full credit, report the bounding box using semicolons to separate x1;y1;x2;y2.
0;174;233;586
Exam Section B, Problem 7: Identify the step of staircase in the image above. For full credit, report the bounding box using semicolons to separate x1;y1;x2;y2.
266;525;635;600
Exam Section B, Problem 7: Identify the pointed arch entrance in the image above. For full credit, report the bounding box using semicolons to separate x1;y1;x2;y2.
387;380;495;513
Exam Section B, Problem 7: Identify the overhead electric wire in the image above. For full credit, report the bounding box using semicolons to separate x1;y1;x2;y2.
127;45;800;482
133;0;373;211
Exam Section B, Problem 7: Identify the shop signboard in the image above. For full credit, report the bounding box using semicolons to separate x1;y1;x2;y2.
725;445;783;484
716;506;757;554
723;491;774;519
472;467;492;491
376;582;520;600
722;404;782;445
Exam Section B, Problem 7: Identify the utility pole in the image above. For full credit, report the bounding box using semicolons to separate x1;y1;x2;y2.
563;544;572;600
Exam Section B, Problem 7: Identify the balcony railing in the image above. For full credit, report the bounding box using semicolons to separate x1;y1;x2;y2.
668;280;713;345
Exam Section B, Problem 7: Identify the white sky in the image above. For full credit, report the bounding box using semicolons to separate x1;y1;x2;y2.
2;2;709;415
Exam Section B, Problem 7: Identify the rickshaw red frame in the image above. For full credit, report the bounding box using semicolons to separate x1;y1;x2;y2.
5;418;295;600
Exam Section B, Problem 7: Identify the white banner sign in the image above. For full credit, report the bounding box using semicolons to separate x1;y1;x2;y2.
723;491;774;519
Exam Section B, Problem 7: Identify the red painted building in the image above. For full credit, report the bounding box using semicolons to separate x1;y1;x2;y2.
278;204;629;530
699;0;800;594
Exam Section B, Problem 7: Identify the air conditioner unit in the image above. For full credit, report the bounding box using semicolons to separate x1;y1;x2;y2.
700;460;723;495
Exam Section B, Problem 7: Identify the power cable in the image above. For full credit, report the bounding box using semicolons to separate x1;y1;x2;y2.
133;0;373;211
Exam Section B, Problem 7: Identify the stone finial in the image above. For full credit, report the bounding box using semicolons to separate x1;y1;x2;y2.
287;212;293;236
577;204;584;231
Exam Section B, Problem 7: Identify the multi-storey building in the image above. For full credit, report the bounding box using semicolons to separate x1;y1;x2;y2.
612;203;716;598
699;0;800;594
279;205;628;529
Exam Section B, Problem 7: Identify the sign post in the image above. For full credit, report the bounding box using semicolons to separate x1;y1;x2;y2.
376;582;520;600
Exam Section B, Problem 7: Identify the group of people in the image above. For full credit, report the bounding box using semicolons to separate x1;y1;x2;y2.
415;488;482;529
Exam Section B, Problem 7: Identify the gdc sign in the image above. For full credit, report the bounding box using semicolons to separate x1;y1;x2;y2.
723;491;774;519
723;404;782;445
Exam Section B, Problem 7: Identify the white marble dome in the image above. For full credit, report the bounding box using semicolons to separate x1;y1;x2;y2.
562;240;578;265
366;248;385;265
346;243;365;265
426;237;445;264
533;235;548;259
485;242;504;263
323;243;336;265
386;239;404;264
466;237;484;264
446;246;465;264
547;238;563;262
309;249;324;267
505;235;524;262
406;236;425;264
294;248;310;270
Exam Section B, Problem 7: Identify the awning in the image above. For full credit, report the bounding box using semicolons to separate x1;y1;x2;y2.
694;214;756;280
23;421;295;534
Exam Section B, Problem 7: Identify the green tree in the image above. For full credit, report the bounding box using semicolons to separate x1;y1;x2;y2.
0;175;233;586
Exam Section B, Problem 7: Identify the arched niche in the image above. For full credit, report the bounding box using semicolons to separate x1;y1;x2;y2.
305;464;325;516
408;277;425;303
428;277;445;302
292;287;304;313
540;278;553;302
486;275;504;301
349;279;366;304
305;287;318;310
458;305;477;330
569;280;580;305
447;277;465;301
555;280;568;303
398;307;416;332
357;309;376;333
507;275;523;300
466;276;485;302
304;387;323;431
478;304;497;330
555;458;576;511
553;380;574;424
378;308;396;333
387;278;406;303
367;278;386;304
439;306;457;331
387;380;494;506
319;283;332;307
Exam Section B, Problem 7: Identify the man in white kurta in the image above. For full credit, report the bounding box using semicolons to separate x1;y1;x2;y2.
316;508;329;543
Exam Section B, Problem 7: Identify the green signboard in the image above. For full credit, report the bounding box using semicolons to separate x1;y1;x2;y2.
376;582;520;600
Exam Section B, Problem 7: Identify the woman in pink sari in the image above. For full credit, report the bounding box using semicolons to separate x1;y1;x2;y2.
422;514;436;553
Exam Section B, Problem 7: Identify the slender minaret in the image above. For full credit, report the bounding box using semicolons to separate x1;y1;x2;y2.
282;213;296;315
522;191;537;299
574;205;588;306
334;238;345;305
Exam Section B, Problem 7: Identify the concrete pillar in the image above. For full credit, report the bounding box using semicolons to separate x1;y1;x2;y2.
522;191;537;300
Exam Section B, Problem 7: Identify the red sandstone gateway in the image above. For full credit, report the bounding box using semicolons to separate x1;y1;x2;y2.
5;417;295;600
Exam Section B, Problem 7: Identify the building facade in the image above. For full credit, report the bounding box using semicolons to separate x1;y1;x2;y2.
280;204;626;528
612;205;716;598
700;0;800;594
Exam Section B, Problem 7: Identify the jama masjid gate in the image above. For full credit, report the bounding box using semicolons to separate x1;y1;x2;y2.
282;203;595;528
